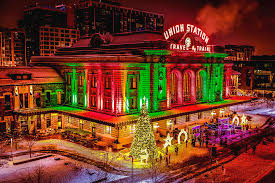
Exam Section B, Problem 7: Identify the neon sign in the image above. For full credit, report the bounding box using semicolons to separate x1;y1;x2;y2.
163;24;212;52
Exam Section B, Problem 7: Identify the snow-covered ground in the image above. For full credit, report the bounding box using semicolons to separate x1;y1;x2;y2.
229;99;274;127
0;154;127;183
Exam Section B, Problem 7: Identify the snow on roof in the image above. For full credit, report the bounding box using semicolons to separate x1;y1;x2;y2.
0;66;64;86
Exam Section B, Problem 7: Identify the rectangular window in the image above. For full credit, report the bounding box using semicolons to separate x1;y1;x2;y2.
105;126;111;134
58;115;62;129
4;95;11;110
129;76;138;89
35;93;41;107
198;112;202;119
47;118;51;128
105;75;111;89
57;91;62;105
79;120;84;130
46;92;51;104
37;115;41;129
186;114;190;122
104;97;112;110
19;94;23;108
78;75;84;87
24;93;28;108
91;95;97;107
91;75;97;88
67;74;71;85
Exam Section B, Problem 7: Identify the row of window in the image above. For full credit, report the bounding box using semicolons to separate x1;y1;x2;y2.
40;28;78;34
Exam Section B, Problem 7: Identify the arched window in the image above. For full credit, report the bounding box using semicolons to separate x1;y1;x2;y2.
183;72;191;102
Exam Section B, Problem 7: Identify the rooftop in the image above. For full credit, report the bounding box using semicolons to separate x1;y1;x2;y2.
0;66;64;86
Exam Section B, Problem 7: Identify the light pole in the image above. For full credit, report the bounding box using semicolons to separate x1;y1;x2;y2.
129;155;133;183
10;138;13;162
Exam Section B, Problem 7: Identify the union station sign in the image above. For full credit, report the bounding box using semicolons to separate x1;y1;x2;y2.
163;24;212;52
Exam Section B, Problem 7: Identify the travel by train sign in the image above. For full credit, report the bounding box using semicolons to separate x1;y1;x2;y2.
163;24;212;52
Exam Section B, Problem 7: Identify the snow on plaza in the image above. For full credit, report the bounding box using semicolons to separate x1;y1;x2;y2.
0;1;275;182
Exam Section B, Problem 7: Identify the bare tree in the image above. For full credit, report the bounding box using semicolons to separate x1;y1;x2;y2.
0;140;7;156
22;165;53;183
25;135;37;158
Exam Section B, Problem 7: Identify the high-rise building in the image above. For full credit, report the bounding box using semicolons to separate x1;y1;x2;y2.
39;26;80;56
23;6;68;61
74;0;164;36
0;30;26;66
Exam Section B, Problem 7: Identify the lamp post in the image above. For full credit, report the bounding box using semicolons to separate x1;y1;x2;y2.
129;155;133;183
10;138;13;162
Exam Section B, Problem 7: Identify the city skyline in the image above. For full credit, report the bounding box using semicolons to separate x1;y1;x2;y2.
0;0;274;55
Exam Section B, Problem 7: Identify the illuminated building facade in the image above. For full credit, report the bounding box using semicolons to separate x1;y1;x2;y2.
0;30;26;66
39;26;80;56
0;66;64;133
233;56;275;96
74;0;164;36
24;28;240;145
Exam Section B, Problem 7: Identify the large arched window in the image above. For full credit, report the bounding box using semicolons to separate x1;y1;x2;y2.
196;69;207;102
170;70;182;106
196;72;204;101
183;72;191;102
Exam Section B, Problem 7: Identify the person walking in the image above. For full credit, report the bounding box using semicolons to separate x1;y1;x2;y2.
168;153;171;164
252;145;256;154
186;139;188;148
175;146;179;156
165;154;169;165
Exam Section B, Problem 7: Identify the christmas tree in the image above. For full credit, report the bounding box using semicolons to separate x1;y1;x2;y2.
130;102;158;160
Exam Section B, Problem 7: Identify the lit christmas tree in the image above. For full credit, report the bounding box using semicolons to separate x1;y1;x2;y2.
130;101;158;160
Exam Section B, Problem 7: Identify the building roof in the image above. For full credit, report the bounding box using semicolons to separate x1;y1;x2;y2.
71;31;165;48
106;31;164;46
0;66;64;86
232;70;241;75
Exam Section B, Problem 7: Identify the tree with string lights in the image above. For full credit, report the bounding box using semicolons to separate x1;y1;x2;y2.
130;101;158;160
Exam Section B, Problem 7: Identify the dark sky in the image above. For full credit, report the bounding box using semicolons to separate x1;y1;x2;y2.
0;0;274;55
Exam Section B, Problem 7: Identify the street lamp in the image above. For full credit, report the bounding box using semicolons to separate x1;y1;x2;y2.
129;155;134;183
10;138;13;162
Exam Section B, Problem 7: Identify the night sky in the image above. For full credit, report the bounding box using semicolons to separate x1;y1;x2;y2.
0;0;274;55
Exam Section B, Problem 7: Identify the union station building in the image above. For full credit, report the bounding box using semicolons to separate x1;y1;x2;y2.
0;26;252;147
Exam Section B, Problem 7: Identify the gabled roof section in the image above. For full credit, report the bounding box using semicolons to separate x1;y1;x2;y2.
0;66;64;86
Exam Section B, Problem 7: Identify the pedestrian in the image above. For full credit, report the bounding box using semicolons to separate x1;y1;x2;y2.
168;153;171;164
159;153;162;162
222;165;226;175
224;138;228;147
175;146;178;156
186;139;188;148
252;145;256;154
165;154;169;165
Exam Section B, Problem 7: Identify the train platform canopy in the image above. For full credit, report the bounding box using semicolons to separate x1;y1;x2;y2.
13;96;255;127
